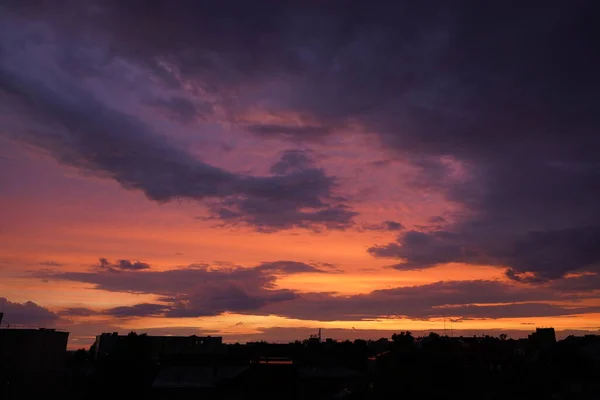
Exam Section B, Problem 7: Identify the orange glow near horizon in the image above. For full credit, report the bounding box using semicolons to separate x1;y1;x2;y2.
1;128;599;351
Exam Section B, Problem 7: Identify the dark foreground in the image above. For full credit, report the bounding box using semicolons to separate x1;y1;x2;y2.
2;330;599;400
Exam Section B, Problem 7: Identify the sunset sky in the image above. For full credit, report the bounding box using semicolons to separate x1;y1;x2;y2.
1;1;599;349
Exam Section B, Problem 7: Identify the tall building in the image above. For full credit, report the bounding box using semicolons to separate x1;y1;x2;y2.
0;327;69;394
0;327;69;372
528;327;556;350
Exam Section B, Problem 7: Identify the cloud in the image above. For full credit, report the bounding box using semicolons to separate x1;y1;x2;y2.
40;259;337;318
503;227;600;281
269;149;314;174
255;260;333;274
101;1;599;280
96;258;151;271
4;2;600;278
0;297;59;326
39;260;63;267
368;230;487;270
211;197;357;232
261;280;600;321
360;220;404;232
0;54;354;231
434;303;600;319
142;95;212;124
59;307;99;317
383;221;404;231
547;273;600;293
38;255;600;320
428;216;447;224
246;124;332;141
104;303;171;318
369;227;600;280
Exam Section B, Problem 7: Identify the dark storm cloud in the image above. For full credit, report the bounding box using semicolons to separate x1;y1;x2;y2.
369;227;600;281
212;196;356;232
547;273;600;292
0;297;59;326
0;65;232;199
368;230;488;270
0;62;354;231
3;1;600;279
503;227;600;281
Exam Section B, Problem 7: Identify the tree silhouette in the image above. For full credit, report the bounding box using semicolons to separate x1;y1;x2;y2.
428;332;441;340
392;331;415;346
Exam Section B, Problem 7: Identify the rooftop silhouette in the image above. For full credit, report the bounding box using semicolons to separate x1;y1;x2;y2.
2;323;599;399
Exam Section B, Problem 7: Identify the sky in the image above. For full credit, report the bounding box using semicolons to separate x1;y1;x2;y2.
1;1;599;349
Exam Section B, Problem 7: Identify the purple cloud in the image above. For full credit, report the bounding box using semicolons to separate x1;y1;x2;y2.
104;303;171;318
368;230;487;270
142;95;212;124
369;227;600;283
37;258;600;320
360;220;404;232
255;260;335;275
40;260;336;318
0;297;59;326
260;280;600;321
0;63;354;231
3;1;600;281
269;149;315;175
96;258;151;271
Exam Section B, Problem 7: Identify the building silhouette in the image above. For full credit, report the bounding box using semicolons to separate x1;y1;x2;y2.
0;327;69;395
93;332;223;361
528;327;556;351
